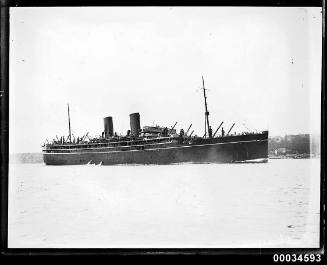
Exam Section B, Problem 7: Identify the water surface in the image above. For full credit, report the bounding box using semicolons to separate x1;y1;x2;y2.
8;159;320;248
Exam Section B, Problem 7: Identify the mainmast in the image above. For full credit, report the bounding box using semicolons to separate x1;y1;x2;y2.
67;103;72;142
201;76;210;138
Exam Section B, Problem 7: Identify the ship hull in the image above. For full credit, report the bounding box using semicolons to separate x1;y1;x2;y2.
43;133;268;165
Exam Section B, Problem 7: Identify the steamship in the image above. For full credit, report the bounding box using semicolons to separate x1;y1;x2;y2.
42;78;268;165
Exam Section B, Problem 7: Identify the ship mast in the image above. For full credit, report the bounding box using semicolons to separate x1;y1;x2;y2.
67;103;72;142
201;76;210;138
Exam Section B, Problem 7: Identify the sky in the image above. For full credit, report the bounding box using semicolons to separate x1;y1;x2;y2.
9;7;322;153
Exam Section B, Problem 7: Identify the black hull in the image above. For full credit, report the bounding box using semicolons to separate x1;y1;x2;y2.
43;133;268;165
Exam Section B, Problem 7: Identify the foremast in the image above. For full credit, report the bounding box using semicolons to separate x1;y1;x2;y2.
201;76;210;138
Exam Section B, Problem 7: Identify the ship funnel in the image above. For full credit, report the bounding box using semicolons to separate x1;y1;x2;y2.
130;112;141;137
104;116;114;138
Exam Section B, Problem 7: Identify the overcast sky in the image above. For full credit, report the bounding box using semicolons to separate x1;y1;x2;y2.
9;7;322;153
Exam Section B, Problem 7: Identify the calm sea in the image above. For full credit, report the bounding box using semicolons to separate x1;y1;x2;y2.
8;159;320;248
